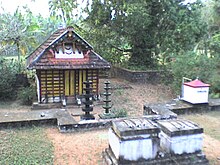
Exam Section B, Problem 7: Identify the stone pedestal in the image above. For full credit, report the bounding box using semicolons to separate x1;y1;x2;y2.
157;119;203;155
103;118;209;165
108;118;160;162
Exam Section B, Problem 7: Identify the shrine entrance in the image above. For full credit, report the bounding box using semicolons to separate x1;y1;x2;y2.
64;69;99;96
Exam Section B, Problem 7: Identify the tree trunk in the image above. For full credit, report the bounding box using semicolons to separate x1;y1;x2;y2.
128;44;157;69
16;41;21;72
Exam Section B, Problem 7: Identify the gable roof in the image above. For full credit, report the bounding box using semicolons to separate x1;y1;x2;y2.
27;26;110;70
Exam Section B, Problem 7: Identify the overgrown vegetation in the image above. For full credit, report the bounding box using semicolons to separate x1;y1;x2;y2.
101;108;128;119
0;58;19;100
0;126;54;164
110;108;128;118
169;51;219;97
84;0;206;68
17;86;37;105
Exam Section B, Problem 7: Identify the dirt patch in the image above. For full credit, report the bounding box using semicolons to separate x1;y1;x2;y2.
100;78;174;117
45;78;220;164
68;78;175;121
46;128;108;165
0;101;30;113
203;135;220;165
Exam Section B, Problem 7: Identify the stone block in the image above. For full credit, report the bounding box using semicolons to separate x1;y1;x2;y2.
157;119;203;155
109;118;160;162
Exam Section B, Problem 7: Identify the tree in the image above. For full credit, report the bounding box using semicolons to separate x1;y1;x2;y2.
83;0;206;68
169;0;220;97
49;0;82;25
0;6;58;71
0;8;36;61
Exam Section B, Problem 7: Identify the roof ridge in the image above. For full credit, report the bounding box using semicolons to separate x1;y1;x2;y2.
27;26;110;70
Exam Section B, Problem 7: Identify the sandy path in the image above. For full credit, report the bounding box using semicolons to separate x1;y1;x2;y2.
46;128;108;165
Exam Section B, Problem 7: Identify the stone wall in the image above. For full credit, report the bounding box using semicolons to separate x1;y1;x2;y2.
111;66;171;84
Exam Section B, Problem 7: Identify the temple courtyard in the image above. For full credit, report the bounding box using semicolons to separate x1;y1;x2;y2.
0;78;219;164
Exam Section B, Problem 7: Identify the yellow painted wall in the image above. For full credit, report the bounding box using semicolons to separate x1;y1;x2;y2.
63;69;99;96
65;71;70;95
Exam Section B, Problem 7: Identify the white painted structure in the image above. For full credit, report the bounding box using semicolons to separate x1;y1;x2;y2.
109;118;160;161
157;119;203;155
159;132;203;155
55;44;84;59
35;74;40;103
182;79;210;104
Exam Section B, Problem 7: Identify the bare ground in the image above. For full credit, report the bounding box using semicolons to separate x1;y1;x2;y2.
1;78;220;164
0;101;30;113
46;78;176;165
182;112;220;164
45;78;220;165
203;135;220;165
46;128;108;165
46;129;220;165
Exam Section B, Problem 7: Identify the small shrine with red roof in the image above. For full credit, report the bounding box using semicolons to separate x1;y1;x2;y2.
27;26;110;103
182;78;210;104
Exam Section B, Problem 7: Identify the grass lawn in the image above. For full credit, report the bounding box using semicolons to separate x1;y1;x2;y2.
181;111;220;141
0;126;54;165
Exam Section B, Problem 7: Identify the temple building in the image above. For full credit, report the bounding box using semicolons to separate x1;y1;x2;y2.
27;26;110;103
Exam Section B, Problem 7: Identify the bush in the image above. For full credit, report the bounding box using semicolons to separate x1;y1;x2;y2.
0;58;19;100
100;108;128;119
169;51;219;97
17;86;36;105
111;108;128;118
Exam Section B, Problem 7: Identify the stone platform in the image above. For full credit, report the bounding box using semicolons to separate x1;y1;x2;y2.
0;109;76;129
144;99;220;116
0;108;112;132
103;148;209;165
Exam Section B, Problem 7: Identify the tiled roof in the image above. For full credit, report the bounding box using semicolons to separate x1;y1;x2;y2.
27;26;110;70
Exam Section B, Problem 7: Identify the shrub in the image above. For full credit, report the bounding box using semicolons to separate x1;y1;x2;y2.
100;108;128;119
169;51;219;97
17;86;36;105
111;108;128;118
0;58;19;100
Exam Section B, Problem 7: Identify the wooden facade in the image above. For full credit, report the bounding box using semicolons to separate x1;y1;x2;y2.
27;26;110;103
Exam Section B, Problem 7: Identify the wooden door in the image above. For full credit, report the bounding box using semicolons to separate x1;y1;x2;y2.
64;69;99;96
64;70;75;96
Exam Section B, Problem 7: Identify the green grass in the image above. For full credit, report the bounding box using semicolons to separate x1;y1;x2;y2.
0;126;54;165
182;111;220;141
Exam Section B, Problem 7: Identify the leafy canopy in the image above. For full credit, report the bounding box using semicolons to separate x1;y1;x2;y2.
83;0;206;68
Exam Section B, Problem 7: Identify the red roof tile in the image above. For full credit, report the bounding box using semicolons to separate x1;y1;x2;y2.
27;26;110;70
184;79;210;88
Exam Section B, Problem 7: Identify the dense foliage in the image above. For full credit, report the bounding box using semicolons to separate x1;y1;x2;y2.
167;0;220;97
83;0;206;68
0;57;35;101
0;58;20;99
17;86;37;105
0;7;58;61
169;51;219;96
